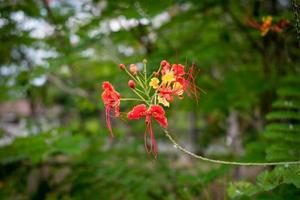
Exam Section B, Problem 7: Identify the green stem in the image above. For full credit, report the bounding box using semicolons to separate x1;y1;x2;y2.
135;87;147;95
143;61;147;83
136;74;151;99
121;98;144;102
163;129;300;166
148;64;162;81
132;89;150;106
136;75;147;91
151;90;158;105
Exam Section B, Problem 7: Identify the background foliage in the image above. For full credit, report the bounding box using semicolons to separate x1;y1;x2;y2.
0;0;299;199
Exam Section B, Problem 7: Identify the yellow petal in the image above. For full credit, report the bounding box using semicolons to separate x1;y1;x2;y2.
162;71;175;84
158;96;170;107
173;82;183;90
261;16;272;36
149;78;160;89
173;82;184;95
262;16;272;24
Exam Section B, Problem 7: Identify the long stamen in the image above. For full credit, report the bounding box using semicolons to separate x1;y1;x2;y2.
144;125;151;154
143;59;147;83
148;119;157;158
105;107;114;137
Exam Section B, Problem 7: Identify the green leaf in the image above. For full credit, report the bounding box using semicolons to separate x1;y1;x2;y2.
227;181;259;198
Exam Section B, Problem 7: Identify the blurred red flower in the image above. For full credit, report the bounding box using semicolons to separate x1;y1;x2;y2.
127;104;168;157
101;81;121;137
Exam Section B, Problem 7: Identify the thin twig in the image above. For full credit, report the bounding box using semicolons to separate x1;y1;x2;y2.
164;129;300;166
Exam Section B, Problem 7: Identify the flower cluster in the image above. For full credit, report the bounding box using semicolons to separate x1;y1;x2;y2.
247;16;290;36
100;59;198;157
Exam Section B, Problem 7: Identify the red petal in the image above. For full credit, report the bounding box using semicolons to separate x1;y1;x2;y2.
144;120;158;158
102;81;114;91
149;105;168;129
127;104;147;120
172;64;185;77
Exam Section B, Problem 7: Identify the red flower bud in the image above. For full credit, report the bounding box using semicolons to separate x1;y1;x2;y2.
129;64;138;75
119;63;125;70
128;80;136;89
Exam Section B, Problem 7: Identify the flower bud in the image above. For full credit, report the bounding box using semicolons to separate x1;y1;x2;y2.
119;63;125;70
128;80;136;89
129;64;138;75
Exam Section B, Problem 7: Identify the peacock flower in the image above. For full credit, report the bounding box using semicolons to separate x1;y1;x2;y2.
101;60;200;157
261;16;272;36
149;77;160;89
101;81;121;137
247;16;289;37
127;104;168;157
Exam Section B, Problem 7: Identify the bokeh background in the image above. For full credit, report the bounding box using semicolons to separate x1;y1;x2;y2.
0;0;300;199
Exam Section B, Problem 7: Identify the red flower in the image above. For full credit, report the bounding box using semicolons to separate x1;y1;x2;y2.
127;104;168;157
101;81;121;137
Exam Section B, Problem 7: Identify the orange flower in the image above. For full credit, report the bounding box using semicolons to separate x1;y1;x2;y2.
101;81;121;136
247;16;289;37
261;16;272;36
127;104;168;157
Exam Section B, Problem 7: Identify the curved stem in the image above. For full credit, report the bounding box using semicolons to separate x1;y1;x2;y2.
121;98;144;102
163;129;300;166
